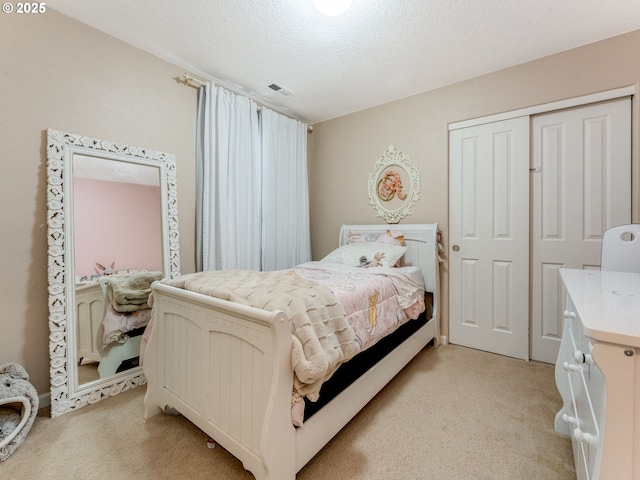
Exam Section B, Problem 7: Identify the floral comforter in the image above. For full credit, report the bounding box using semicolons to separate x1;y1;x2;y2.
291;262;425;351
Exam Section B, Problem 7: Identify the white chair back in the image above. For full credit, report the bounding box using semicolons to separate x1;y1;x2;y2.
601;224;640;272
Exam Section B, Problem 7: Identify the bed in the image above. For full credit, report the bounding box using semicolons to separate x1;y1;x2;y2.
143;223;441;480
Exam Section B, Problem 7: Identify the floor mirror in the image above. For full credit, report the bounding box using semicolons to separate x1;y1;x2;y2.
46;129;180;417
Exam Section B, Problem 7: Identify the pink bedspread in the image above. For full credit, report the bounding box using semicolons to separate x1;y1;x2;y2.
291;262;425;352
288;262;425;425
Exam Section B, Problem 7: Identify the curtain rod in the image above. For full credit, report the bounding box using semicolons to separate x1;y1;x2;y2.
179;71;312;132
181;72;206;88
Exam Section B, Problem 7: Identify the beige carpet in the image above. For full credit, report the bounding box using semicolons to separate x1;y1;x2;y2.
3;344;575;480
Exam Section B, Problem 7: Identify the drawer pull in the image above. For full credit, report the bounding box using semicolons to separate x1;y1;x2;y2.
573;350;593;364
573;428;597;445
563;361;581;372
624;349;635;357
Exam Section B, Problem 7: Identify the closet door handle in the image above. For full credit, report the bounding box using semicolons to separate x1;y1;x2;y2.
452;245;460;252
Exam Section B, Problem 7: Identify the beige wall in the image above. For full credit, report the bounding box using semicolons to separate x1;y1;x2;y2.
309;30;640;341
3;9;639;396
0;11;198;394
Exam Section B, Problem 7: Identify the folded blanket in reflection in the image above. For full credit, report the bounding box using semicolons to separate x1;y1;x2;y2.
106;271;163;313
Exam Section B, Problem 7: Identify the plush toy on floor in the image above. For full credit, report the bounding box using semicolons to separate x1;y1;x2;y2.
0;363;39;462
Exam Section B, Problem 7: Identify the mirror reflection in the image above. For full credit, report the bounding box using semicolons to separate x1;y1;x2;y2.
73;155;163;385
46;128;180;417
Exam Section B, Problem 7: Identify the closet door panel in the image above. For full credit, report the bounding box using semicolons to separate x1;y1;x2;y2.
530;97;632;363
449;116;530;360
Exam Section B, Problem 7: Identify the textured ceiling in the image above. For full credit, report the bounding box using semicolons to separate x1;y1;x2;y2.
47;0;640;124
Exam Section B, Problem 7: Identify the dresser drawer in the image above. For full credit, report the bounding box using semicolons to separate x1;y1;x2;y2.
559;296;603;480
557;268;640;479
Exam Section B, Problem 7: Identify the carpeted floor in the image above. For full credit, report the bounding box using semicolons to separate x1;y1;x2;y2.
2;344;575;479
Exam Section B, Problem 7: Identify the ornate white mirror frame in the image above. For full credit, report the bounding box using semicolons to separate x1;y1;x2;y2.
368;144;421;224
46;129;180;417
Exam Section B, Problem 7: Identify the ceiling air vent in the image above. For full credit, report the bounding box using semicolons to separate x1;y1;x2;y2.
267;82;295;97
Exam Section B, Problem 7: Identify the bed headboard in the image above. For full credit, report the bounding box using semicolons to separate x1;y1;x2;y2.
338;224;441;326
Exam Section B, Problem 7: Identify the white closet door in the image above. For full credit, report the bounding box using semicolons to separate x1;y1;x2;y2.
449;117;530;360
530;97;631;363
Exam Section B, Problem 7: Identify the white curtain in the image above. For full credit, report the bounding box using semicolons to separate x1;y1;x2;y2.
260;108;311;270
197;83;310;271
197;83;261;270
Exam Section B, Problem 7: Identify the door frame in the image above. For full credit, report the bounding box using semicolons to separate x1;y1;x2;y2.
447;85;637;359
449;86;635;130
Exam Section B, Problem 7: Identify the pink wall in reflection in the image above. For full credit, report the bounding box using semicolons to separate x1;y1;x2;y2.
73;178;162;278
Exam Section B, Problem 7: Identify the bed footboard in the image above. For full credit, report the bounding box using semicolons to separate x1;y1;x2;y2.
143;282;297;480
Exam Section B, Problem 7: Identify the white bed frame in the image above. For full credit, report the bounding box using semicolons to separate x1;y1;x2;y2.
143;224;440;480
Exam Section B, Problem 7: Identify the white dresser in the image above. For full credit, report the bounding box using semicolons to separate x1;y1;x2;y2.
555;268;640;480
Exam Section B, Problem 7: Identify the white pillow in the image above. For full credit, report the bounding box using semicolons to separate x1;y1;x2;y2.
320;243;407;268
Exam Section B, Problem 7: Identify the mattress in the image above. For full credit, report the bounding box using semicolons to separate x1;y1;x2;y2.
303;308;430;421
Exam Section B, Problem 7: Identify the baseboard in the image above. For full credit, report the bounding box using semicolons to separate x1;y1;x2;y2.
439;335;448;345
38;391;51;411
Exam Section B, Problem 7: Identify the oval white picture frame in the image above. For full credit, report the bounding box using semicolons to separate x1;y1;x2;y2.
368;145;420;224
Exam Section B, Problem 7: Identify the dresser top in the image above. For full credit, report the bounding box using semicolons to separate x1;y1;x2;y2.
561;268;640;347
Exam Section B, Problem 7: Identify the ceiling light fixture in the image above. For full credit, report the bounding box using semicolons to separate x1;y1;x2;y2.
312;0;353;17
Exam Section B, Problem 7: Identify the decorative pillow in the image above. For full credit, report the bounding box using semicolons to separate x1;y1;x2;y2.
375;229;405;246
347;230;368;243
320;243;407;268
